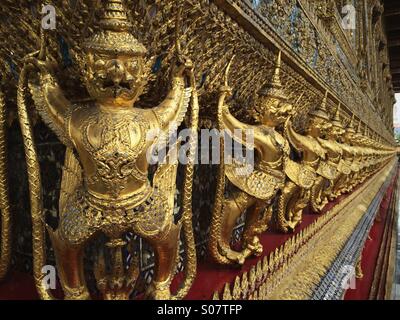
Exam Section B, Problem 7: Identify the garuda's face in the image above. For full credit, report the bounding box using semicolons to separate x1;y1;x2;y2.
309;117;332;136
84;52;146;106
329;126;345;139
257;97;293;126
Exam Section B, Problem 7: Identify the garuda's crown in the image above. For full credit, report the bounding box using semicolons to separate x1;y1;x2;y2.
310;90;330;121
332;103;344;129
346;114;356;134
258;51;288;101
84;0;146;56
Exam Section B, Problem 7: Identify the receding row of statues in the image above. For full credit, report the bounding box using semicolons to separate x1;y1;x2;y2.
0;0;395;300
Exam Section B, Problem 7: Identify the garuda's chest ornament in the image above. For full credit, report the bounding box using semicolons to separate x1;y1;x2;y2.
77;108;150;197
17;0;197;300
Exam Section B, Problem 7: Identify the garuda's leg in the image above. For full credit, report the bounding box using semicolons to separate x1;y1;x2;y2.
276;181;303;232
144;222;181;300
242;201;272;257
324;178;336;201
336;173;350;195
349;172;360;190
329;174;343;200
48;229;90;300
217;191;257;264
341;172;356;193
310;176;327;213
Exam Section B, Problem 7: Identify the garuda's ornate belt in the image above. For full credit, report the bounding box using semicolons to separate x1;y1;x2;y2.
316;161;339;180
225;159;285;201
284;158;316;189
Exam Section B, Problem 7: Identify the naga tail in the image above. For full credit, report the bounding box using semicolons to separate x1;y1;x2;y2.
208;56;235;265
172;71;198;300
0;89;11;280
17;64;54;300
208;90;230;264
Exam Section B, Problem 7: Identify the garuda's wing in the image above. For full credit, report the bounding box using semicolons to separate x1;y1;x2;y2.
28;79;74;149
152;141;180;216
59;148;83;217
151;86;192;130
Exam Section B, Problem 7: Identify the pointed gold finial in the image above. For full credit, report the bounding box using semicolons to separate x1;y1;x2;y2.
262;256;269;279
274;247;280;265
256;260;263;282
253;290;259;300
258;51;287;100
300;229;304;244
290;236;296;255
258;284;266;300
349;114;354;126
249;266;256;291
241;272;249;298
303;225;309;238
321;90;328;112
332;103;344;128
356;119;362;134
271;50;282;88
347;114;356;133
212;290;220;300
295;233;301;250
269;250;275;271
277;246;283;266
283;241;288;256
232;276;241;300
310;90;330;120
222;283;232;300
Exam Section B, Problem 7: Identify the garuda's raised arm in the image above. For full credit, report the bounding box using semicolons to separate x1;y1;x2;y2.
26;57;73;147
150;60;193;132
217;85;261;151
221;102;254;134
285;118;326;160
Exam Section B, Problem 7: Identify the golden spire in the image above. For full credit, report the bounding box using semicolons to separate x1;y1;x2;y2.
320;90;328;113
347;114;356;133
258;51;287;100
271;50;282;88
356;119;362;134
84;0;146;55
332;103;344;128
310;90;330;120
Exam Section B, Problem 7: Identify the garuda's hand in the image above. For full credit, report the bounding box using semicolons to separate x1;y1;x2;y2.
22;51;54;74
173;54;193;78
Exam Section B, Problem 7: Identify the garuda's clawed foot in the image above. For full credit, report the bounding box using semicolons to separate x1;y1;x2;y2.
145;280;172;300
94;248;140;300
244;236;263;257
218;243;248;265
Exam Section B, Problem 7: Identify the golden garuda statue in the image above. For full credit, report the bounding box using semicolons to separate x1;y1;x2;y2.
275;92;332;232
306;92;336;214
208;52;294;265
17;0;197;300
314;102;345;205
347;119;365;189
335;114;359;195
324;104;351;201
